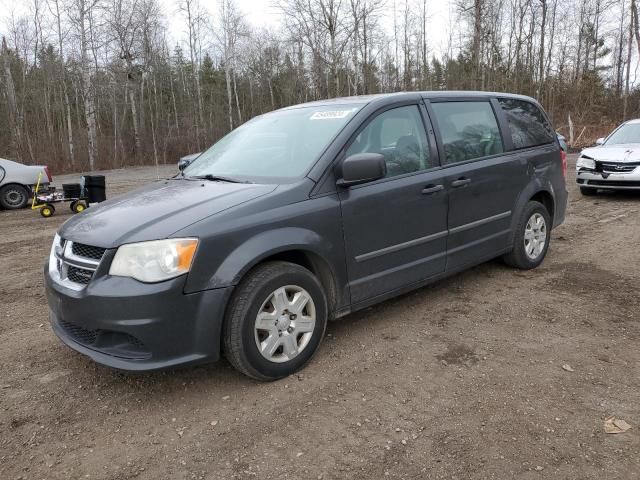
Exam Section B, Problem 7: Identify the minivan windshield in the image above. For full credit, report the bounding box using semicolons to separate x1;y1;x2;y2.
183;105;362;180
604;123;640;145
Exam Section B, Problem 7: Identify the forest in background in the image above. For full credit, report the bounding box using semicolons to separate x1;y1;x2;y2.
1;0;640;173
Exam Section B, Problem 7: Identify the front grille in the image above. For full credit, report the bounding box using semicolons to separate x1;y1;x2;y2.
59;319;98;345
597;161;639;173
52;240;105;289
67;266;94;285
72;242;106;261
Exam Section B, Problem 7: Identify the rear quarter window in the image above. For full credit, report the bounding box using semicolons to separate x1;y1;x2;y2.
498;98;555;149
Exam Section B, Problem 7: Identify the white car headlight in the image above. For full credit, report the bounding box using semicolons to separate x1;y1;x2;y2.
576;156;596;170
109;238;198;283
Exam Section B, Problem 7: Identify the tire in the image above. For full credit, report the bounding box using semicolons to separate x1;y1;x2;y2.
40;203;55;218
580;186;598;196
223;261;328;381
72;201;87;214
0;184;30;209
503;200;551;270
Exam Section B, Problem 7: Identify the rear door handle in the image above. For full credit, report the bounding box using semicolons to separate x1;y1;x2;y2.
451;178;471;188
421;184;444;195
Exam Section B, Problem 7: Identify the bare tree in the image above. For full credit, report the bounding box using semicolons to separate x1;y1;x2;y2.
48;0;76;167
67;0;101;170
0;0;639;173
280;0;354;97
1;37;24;159
180;0;205;146
218;0;246;130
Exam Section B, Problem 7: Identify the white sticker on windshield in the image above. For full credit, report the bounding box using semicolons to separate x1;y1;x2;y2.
310;110;353;120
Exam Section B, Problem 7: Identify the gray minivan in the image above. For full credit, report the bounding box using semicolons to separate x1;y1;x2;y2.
45;92;567;380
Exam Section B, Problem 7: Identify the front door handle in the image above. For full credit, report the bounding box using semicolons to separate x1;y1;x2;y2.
421;184;444;195
451;177;471;188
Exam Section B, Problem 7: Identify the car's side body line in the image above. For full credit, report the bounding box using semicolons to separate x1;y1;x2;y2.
354;230;448;263
448;211;511;235
349;250;448;290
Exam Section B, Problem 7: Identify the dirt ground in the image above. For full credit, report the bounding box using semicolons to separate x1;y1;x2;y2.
1;157;639;480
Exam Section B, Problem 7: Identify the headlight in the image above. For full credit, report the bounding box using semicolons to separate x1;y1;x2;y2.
576;156;596;170
109;238;198;283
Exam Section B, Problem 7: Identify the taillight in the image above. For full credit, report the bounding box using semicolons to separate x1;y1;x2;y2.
560;150;567;179
44;166;52;183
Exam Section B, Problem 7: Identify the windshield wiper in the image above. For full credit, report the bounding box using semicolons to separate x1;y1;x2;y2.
188;174;252;184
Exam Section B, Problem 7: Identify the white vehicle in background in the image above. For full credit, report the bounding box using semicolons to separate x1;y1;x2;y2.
576;119;640;195
0;158;52;209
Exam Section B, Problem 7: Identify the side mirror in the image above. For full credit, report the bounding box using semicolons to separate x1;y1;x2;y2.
596;137;605;146
337;153;387;187
178;158;191;171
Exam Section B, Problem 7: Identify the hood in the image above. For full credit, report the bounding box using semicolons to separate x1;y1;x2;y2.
580;144;640;163
59;178;277;248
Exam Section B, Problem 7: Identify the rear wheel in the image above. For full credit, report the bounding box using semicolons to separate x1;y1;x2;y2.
503;201;551;270
580;186;598;196
40;203;55;218
223;261;328;381
0;184;30;209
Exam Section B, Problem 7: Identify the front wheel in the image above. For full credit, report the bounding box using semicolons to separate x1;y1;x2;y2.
503;201;551;270
223;261;328;381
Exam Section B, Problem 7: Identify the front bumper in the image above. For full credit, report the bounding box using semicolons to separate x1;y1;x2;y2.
45;266;232;371
576;169;640;190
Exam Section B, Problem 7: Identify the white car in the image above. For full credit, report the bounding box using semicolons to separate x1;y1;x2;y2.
576;119;640;195
0;158;51;209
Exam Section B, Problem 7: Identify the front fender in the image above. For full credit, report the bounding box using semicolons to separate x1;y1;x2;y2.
179;190;348;311
185;227;342;293
220;227;331;287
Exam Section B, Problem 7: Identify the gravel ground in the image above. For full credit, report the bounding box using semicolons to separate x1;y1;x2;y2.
1;156;639;479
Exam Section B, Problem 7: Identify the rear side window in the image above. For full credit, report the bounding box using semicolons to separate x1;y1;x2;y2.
498;98;555;149
431;101;504;164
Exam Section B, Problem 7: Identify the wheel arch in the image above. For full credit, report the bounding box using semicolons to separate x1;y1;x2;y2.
529;190;555;226
508;181;556;245
243;250;339;319
187;227;344;318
